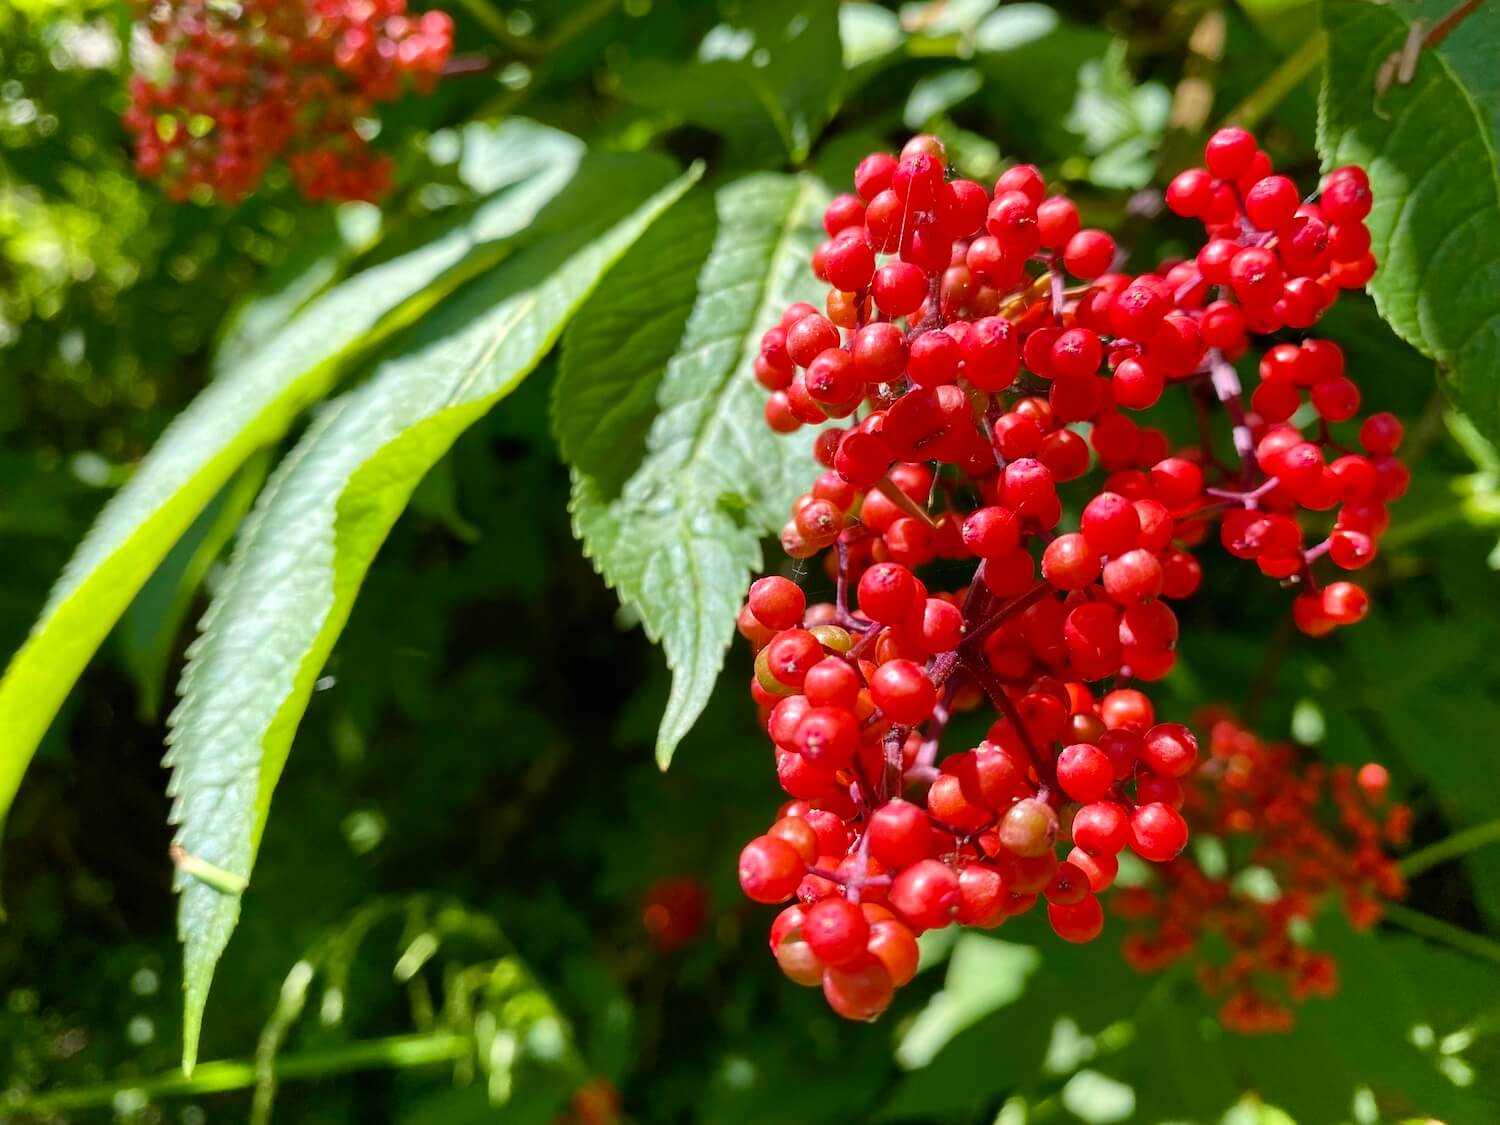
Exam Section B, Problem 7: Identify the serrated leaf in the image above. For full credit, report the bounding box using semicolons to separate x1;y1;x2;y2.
562;173;828;769
1318;0;1500;442
0;119;583;820
115;454;271;720
554;188;718;497
164;154;698;1072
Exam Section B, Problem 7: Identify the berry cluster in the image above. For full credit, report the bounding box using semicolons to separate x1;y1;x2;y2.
124;0;453;203
1114;713;1407;1033
736;129;1402;1021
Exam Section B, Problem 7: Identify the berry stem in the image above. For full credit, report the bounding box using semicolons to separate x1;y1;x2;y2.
440;53;498;77
1382;901;1500;968
1399;817;1500;879
805;864;892;889
912;696;953;775
956;648;1057;793
960;581;1052;653
1221;31;1328;131
1208;350;1257;484
880;727;908;802
873;476;938;529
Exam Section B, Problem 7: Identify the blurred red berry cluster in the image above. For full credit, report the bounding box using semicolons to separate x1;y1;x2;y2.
124;0;452;202
1115;713;1408;1033
735;128;1405;1022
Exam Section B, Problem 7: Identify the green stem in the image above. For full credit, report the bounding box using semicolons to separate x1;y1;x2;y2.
541;0;621;53
1383;902;1500;967
1221;31;1328;130
8;1032;471;1114
1400;818;1500;878
450;0;538;53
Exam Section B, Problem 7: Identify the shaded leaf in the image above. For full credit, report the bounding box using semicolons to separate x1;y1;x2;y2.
1319;0;1500;443
564;173;828;768
555;188;718;498
615;1;841;165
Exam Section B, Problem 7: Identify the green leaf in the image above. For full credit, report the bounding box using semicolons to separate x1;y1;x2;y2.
903;68;985;130
554;188;718;497
893;935;1040;1070
115;453;271;720
562;172;828;768
839;2;905;71
974;6;1115;160
878;917;1150;1121
1318;0;1500;442
614;1;842;165
1063;40;1171;190
163;154;699;1072
0;119;583;821
1082;920;1500;1123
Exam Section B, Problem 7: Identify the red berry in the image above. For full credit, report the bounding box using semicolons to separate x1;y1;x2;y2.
803;896;870;966
1057;743;1114;802
1141;723;1198;777
1244;175;1300;230
870;660;937;725
747;576;805;631
822;955;894;1020
866;918;920;986
786;315;841;367
1129;802;1189;862
740;835;805;903
1165;168;1214;217
1063;230;1116;279
868;799;936;868
1042;533;1101;590
888;859;961;930
855;153;898;200
1072;800;1130;854
1204;127;1257;179
1047;895;1104;942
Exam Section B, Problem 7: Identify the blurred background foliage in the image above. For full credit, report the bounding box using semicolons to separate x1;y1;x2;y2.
2;0;1499;1122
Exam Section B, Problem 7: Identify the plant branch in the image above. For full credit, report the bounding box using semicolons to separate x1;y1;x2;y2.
1382;902;1500;967
957;650;1055;791
1400;818;1500;879
1221;32;1328;131
7;1033;472;1114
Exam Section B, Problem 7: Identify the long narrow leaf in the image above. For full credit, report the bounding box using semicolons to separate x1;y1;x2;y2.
164;154;699;1071
0;120;583;818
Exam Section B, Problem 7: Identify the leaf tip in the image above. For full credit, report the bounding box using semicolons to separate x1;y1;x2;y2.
654;733;679;772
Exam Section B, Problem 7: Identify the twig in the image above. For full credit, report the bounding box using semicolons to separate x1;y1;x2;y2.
1383;901;1500;967
1400;818;1500;879
7;1033;472;1113
1221;32;1328;131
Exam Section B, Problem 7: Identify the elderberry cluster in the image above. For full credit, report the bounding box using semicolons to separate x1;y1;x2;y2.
1115;713;1407;1033
124;0;453;203
736;129;1403;1022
